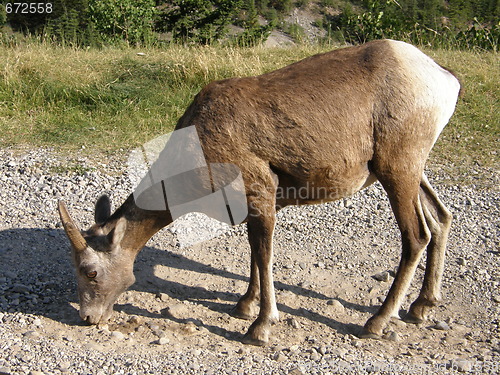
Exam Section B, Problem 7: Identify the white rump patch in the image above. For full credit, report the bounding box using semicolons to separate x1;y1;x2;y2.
387;40;461;146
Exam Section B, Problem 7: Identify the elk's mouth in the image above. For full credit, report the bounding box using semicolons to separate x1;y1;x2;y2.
79;304;113;325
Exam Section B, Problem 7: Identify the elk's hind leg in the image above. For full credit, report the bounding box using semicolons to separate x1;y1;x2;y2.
361;172;431;338
405;174;452;324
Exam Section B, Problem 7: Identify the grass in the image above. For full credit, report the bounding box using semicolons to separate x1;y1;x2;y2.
424;48;499;183
0;42;498;184
0;43;325;151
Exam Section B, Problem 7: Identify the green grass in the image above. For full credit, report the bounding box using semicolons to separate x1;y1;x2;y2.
0;43;498;184
424;48;499;183
0;43;326;151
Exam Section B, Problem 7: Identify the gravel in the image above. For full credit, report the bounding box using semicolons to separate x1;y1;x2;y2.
0;146;499;374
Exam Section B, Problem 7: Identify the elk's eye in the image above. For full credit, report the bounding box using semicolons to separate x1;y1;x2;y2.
87;271;97;279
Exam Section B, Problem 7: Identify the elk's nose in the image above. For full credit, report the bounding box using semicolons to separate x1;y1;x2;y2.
81;314;98;325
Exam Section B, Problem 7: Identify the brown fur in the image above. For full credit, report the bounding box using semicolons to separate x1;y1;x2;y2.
59;40;460;345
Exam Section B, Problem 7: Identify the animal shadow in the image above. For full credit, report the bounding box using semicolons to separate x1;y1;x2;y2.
0;228;372;338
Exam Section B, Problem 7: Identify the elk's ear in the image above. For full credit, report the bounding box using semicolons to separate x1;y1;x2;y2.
107;217;126;246
95;195;111;224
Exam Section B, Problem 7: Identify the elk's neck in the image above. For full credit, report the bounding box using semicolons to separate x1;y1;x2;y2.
110;194;173;253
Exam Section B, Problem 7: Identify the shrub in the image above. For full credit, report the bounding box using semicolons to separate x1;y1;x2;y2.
88;0;157;45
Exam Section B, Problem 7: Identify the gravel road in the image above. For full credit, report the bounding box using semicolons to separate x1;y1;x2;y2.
0;147;499;374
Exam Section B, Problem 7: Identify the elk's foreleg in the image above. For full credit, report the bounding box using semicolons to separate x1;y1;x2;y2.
236;168;279;346
242;207;279;346
231;248;260;320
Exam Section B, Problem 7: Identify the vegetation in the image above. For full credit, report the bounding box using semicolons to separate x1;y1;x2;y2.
329;0;499;50
0;43;324;149
156;0;241;44
1;0;498;49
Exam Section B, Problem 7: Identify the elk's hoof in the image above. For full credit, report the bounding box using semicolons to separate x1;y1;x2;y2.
242;319;270;346
360;315;385;339
403;312;425;324
358;328;382;340
230;307;253;321
242;333;268;346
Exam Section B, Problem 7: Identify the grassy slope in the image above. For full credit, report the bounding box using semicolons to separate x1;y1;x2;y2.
0;43;498;181
0;44;325;149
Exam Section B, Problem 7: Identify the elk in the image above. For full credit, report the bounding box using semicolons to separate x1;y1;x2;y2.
58;39;460;346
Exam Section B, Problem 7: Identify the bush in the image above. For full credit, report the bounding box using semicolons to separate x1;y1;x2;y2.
88;0;157;45
455;20;500;51
328;0;499;50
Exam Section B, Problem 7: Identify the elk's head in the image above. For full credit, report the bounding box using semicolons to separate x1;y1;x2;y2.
58;196;136;324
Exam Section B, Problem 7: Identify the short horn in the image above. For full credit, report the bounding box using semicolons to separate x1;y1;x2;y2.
58;201;87;252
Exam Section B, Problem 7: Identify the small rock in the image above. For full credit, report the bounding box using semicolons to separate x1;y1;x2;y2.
58;362;71;373
237;347;250;355
0;367;10;375
181;322;197;335
492;295;500;303
433;321;450;331
288;367;305;375
110;331;125;341
272;352;287;361
372;271;390;282
29;371;44;375
23;331;40;339
128;315;142;324
273;344;286;353
155;329;168;338
318;345;328;355
310;349;321;361
167;303;188;319
156;337;170;345
382;331;400;342
191;349;202;356
287;318;300;329
158;293;169;302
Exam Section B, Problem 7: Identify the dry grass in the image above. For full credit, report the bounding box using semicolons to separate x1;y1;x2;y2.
0;43;327;151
